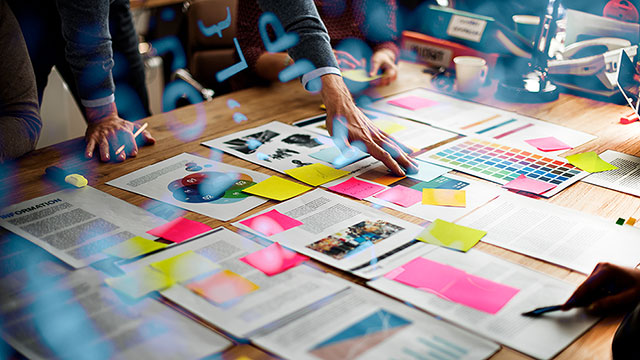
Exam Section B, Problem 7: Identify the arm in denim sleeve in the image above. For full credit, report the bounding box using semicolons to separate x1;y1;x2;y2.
56;0;115;108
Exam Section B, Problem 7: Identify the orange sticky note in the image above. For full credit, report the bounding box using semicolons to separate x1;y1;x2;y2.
372;174;406;186
422;188;466;207
187;270;259;304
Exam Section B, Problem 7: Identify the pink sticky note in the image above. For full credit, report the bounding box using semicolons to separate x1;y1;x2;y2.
240;209;303;237
524;137;572;151
503;174;556;195
374;185;422;207
386;257;519;314
328;177;385;200
387;96;439;111
240;243;309;276
147;217;212;243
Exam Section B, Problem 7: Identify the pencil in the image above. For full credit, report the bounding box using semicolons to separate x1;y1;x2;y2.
115;122;148;155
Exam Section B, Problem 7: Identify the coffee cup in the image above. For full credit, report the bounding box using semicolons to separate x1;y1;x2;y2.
453;56;487;95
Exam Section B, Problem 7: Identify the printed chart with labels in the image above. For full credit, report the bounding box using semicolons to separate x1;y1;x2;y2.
418;137;589;197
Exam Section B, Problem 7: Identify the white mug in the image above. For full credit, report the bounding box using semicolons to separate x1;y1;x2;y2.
453;56;488;95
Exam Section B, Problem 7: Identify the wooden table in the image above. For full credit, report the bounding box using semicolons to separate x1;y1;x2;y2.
4;61;640;359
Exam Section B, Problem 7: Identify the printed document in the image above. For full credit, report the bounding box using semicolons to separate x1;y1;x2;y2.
582;150;640;197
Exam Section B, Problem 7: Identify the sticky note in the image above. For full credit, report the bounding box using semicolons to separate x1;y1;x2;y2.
284;163;349;186
239;209;303;237
525;137;572;152
565;152;618;173
626;217;637;226
187;270;259;304
386;257;519;314
240;242;309;276
616;218;625;225
416;219;486;252
372;174;406;186
150;251;220;282
103;236;168;259
373;119;407;134
105;266;174;299
309;147;368;168
387;96;439;111
422;188;466;207
503;174;556;195
147;217;212;243
342;69;383;82
374;186;422;207
408;161;450;183
242;176;312;201
328;177;385;199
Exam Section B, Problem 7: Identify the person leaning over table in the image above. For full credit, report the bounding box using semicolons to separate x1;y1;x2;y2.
561;262;640;359
254;0;418;177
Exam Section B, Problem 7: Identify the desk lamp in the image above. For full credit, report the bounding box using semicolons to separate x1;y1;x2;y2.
496;0;561;102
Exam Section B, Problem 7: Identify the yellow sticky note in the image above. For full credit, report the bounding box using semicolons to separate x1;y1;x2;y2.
417;219;486;252
422;188;466;207
103;236;167;259
105;266;174;298
151;251;220;283
285;163;349;186
242;176;312;201
342;69;383;82
565;152;618;173
374;119;407;134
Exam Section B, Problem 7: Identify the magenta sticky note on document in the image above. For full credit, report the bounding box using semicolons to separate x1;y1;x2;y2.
387;96;439;111
374;185;422;207
503;174;556;195
147;217;212;243
328;177;385;200
386;257;519;314
240;209;303;237
524;137;572;152
240;242;309;276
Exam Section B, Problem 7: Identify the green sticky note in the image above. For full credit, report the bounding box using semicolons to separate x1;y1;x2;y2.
285;163;349;186
151;251;220;283
242;176;312;201
105;266;174;299
103;236;168;259
565;152;618;173
416;219;486;252
616;218;625;226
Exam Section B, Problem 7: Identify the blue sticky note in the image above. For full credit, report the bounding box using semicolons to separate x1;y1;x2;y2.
409;161;450;183
309;147;368;168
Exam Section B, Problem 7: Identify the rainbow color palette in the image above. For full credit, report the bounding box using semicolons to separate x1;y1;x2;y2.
418;137;589;197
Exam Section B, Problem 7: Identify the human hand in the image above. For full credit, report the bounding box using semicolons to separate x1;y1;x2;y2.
562;262;640;316
84;103;155;162
370;48;398;86
320;74;417;176
333;50;366;70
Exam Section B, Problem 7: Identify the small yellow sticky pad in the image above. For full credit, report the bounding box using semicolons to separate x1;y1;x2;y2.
416;219;486;252
151;251;220;283
65;174;88;188
284;163;349;186
105;266;174;299
103;236;167;259
422;188;466;207
242;176;312;201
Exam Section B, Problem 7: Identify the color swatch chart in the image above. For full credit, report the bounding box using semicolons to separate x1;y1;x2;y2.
418;137;589;197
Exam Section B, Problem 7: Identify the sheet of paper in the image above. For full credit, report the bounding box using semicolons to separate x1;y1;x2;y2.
0;186;166;268
457;191;640;274
368;246;599;360
253;282;499;360
239;242;308;276
284;163;349;186
503;174;556;194
422;188;466;207
342;69;383;82
107;153;269;221
416;218;486;251
374;185;422;207
150;250;220;282
105;266;174;298
582;150;640;197
242;176;312;201
308;146;368;168
120;227;348;338
565;151;618;173
102;236;167;259
239;209;303;237
327;177;385;199
147;216;212;243
187;269;259;304
366;88;596;152
234;189;426;279
387;95;439;110
525;137;572;151
1;269;230;360
385;257;519;314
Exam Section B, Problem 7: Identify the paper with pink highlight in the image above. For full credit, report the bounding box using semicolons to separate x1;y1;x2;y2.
386;257;519;314
240;243;309;276
503;174;556;195
328;177;385;199
387;96;439;111
147;217;212;243
524;137;572;152
374;185;422;207
240;209;303;237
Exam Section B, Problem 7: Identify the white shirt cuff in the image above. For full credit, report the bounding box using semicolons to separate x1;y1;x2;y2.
81;94;115;108
301;67;342;91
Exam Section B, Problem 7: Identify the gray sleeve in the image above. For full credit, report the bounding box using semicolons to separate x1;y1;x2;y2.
255;0;339;70
0;0;41;162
